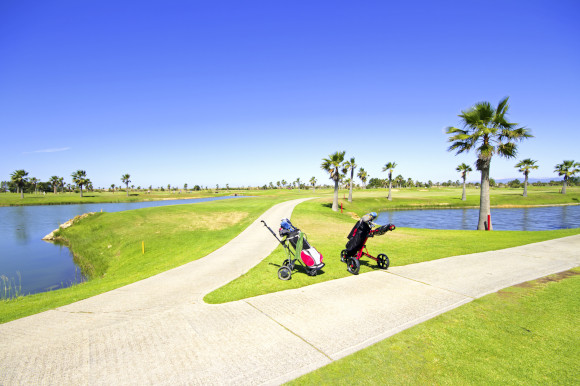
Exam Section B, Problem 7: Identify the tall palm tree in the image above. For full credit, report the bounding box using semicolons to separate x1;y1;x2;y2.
395;174;404;188
10;169;28;198
342;157;356;203
29;177;38;194
58;177;64;193
49;176;61;194
295;178;301;191
121;174;131;196
447;97;532;230
281;179;287;188
382;162;397;200
554;160;579;195
515;159;538;197
71;170;89;197
309;176;317;192
357;168;368;189
456;163;473;201
321;151;346;211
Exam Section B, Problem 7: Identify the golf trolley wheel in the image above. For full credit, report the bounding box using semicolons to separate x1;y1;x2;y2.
377;253;390;269
340;249;347;262
346;257;360;275
278;266;292;280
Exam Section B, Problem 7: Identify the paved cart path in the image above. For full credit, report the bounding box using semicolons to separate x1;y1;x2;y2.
1;198;579;385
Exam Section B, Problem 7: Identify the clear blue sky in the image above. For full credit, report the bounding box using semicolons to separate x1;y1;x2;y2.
1;1;579;188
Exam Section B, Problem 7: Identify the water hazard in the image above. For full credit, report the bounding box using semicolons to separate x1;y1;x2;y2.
0;196;242;297
375;205;580;231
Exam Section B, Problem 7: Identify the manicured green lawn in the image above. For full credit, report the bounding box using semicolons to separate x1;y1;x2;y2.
336;186;580;216
0;196;285;323
0;190;255;206
3;188;578;323
204;198;580;303
289;268;580;385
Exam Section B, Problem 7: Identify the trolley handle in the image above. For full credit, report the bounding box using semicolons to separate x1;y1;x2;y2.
261;220;287;248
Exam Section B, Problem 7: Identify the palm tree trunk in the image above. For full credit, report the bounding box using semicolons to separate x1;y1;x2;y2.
562;178;567;194
332;179;339;211
348;170;353;203
20;186;24;199
461;178;466;201
126;183;129;197
388;172;393;201
80;186;83;198
523;174;528;197
478;160;491;230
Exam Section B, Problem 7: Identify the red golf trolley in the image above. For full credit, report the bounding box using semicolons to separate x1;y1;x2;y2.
340;212;395;275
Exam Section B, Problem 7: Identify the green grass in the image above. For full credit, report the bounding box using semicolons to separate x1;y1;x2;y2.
3;187;578;323
204;198;580;303
335;186;580;216
0;196;285;324
289;268;580;385
1;186;577;208
0;190;255;206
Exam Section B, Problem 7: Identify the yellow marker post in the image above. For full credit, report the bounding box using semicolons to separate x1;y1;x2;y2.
142;241;145;254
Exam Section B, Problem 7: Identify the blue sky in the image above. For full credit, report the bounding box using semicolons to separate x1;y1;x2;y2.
1;1;579;188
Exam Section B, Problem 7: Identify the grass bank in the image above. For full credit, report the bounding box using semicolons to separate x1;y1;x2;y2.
0;190;255;207
204;198;580;303
290;268;580;385
0;196;284;324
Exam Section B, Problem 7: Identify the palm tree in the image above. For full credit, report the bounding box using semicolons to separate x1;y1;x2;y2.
49;176;61;194
342;157;356;203
554;160;579;194
382;162;397;200
29;177;39;194
447;97;532;230
515;159;538;197
309;176;317;192
357;168;368;189
121;173;131;197
456;163;473;201
57;177;64;193
295;178;301;191
395;174;404;188
281;179;287;188
321;151;346;211
10;169;28;198
71;170;89;197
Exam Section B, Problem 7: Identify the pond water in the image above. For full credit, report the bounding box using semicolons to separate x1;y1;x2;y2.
0;196;242;297
375;205;580;231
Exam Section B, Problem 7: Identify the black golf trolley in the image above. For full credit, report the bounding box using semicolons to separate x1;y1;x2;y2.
341;213;396;275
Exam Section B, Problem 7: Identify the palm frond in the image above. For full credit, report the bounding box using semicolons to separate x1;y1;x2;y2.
497;141;517;158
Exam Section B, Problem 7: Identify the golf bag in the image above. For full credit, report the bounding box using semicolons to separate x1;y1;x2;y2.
279;219;324;270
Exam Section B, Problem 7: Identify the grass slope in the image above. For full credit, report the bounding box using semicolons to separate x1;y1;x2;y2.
290;268;580;385
0;196;283;323
204;198;580;303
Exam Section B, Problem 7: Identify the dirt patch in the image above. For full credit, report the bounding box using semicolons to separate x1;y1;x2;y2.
498;269;579;298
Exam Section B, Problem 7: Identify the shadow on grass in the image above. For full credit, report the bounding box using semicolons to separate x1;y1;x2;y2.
268;262;326;277
321;202;333;209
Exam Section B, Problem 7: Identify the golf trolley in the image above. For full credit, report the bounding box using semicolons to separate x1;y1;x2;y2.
341;213;395;275
261;219;324;280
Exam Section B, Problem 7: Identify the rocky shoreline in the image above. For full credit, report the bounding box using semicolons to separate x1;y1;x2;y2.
42;212;96;241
